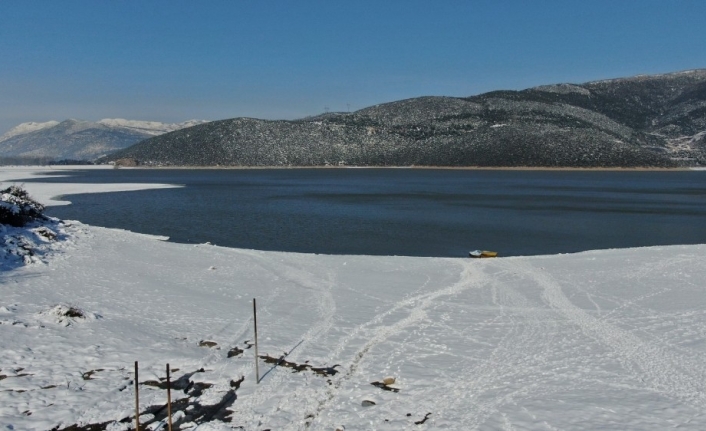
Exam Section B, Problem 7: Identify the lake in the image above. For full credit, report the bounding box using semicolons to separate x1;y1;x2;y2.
30;168;706;257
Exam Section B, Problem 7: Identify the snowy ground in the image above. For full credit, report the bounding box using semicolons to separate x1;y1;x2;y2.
2;166;706;430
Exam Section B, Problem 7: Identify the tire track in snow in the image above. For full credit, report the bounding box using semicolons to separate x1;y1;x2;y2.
247;267;338;426
225;254;338;429
326;261;473;365
515;260;706;410
430;260;563;429
598;254;697;324
342;263;482;375
300;261;486;428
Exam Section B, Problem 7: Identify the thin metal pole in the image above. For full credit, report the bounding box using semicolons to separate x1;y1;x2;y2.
166;363;173;431
254;298;260;383
134;361;140;431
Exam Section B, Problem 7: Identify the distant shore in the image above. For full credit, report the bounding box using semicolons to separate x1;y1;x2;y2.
1;164;702;173
124;164;699;172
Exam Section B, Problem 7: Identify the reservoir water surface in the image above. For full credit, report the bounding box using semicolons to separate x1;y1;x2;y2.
31;168;706;257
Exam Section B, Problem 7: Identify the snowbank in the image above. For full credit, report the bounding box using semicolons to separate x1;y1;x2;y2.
1;167;706;430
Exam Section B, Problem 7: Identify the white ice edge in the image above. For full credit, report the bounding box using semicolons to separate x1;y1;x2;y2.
0;165;182;206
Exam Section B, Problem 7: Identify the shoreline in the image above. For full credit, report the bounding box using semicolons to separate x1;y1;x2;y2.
123;164;698;172
2;164;701;172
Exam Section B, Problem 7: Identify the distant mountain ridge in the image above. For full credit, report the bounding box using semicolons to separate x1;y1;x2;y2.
0;121;61;141
0;118;207;162
101;69;706;168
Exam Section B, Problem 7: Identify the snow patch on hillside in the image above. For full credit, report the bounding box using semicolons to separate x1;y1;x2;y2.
533;83;591;96
97;118;208;135
666;131;706;152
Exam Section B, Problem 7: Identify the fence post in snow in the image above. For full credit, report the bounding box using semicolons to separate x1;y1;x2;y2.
134;361;140;431
254;298;260;383
167;363;173;431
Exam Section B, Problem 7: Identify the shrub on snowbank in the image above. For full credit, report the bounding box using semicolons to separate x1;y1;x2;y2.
0;185;46;227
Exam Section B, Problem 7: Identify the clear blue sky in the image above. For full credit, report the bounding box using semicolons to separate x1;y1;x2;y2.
1;0;705;133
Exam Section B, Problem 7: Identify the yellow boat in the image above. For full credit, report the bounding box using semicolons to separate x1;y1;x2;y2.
469;250;498;258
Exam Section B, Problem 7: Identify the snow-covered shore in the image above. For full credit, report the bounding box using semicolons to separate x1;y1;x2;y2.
2;166;706;430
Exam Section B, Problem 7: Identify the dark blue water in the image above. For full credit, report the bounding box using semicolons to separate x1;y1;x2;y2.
30;168;706;257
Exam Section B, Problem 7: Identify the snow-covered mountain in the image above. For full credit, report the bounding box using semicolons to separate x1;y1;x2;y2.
0;118;208;162
0;121;60;141
105;69;706;168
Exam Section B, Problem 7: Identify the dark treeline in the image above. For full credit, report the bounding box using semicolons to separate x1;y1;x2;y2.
0;156;94;166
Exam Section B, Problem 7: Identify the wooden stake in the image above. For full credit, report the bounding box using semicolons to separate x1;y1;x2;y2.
166;363;173;431
254;298;260;383
134;361;140;431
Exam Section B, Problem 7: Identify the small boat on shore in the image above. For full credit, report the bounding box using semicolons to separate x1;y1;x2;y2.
469;250;498;258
